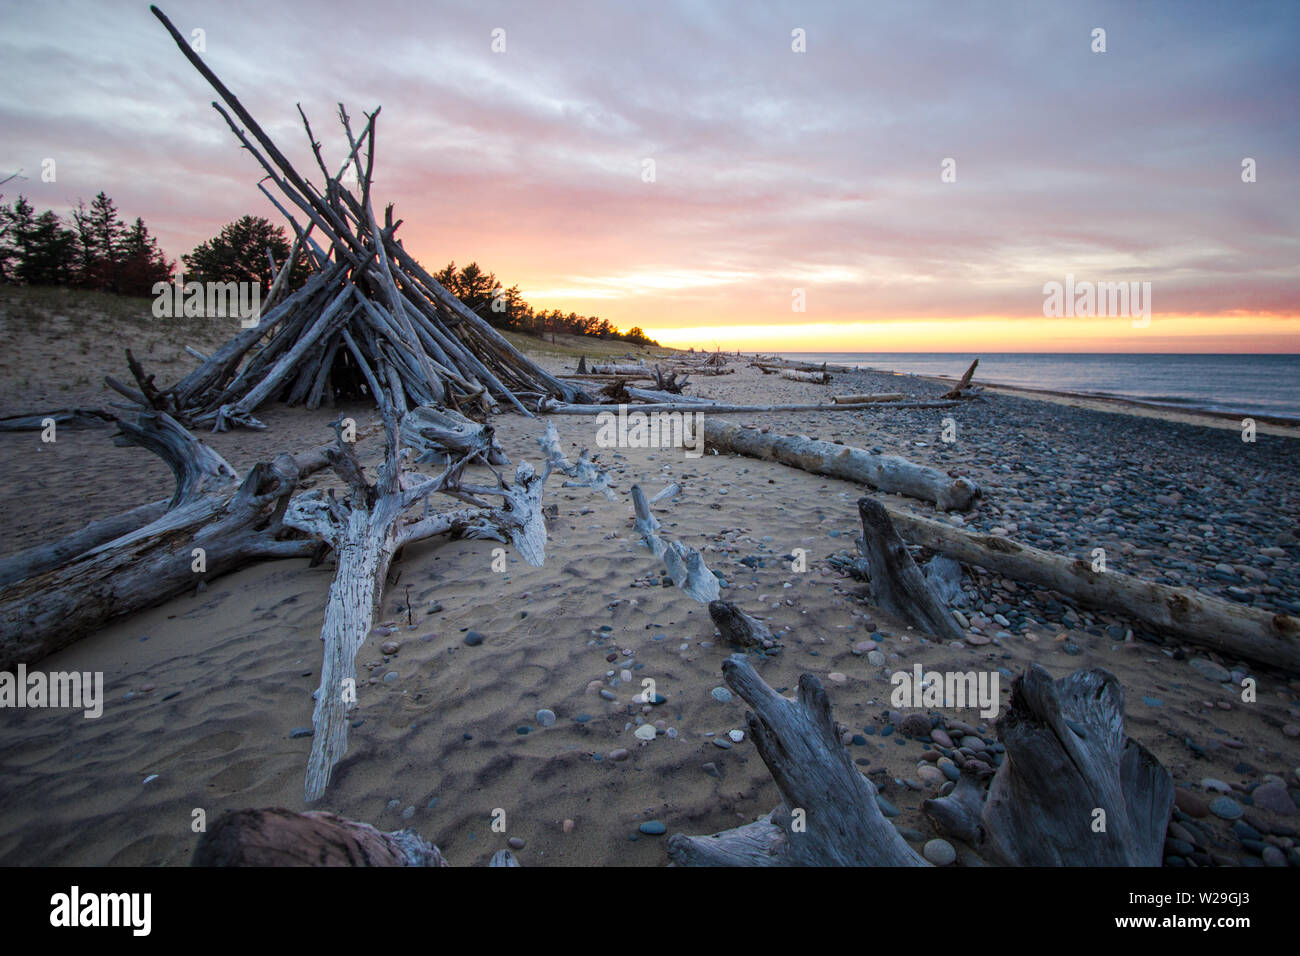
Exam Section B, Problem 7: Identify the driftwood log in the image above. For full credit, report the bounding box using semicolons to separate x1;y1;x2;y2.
701;421;980;511
708;600;777;649
284;394;552;801
667;654;928;866
0;413;328;670
923;664;1173;865
941;359;981;400
193;807;527;866
878;507;1300;674
832;392;904;404
0;408;115;431
630;483;720;603
400;403;508;466
543;399;962;415
194;808;448;866
780;368;830;384
855;497;964;641
669;654;1173;866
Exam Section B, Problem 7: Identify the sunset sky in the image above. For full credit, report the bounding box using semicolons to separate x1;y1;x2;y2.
1;0;1297;352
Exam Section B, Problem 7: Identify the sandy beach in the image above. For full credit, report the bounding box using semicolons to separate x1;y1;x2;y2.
0;288;1297;868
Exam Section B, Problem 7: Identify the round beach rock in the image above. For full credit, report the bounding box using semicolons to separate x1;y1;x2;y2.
1209;796;1244;820
923;839;956;865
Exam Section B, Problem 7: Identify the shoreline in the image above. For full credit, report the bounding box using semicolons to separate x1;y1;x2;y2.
760;354;1300;438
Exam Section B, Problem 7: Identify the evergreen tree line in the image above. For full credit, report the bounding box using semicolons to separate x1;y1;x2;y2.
0;191;171;294
0;194;657;346
431;260;658;346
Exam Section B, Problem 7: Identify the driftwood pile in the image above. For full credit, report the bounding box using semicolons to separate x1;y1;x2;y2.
120;8;590;433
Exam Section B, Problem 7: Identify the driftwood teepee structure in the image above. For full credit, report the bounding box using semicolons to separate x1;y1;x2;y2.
122;6;590;432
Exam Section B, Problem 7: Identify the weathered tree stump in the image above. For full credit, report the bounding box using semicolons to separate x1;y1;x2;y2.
668;654;928;866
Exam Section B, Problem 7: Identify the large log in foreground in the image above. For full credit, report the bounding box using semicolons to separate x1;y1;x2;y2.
879;507;1300;674
701;421;980;511
194;808;448;866
193;808;522;866
667;654;928;866
923;664;1173;866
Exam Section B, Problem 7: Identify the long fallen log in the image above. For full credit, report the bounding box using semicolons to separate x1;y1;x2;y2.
780;368;830;384
0;413;325;671
701;421;980;511
0;408;115;431
542;399;963;415
832;393;904;404
0;498;168;589
878;508;1300;673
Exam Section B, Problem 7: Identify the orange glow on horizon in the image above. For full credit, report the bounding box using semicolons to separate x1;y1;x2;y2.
640;314;1300;354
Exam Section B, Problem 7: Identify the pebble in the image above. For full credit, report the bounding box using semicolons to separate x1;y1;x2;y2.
899;714;931;737
634;724;657;741
931;728;953;748
380;640;400;655
713;738;733;750
702;762;720;778
508;836;525;850
463;631;484;646
917;764;945;786
1189;658;1231;683
382;671;399;683
728;729;745;743
875;795;899;817
711;687;734;703
608;748;629;761
1261;845;1287;867
867;650;886;666
827;672;847;683
1209;796;1244;820
535;709;556;728
639;821;667;836
562;819;575;833
1180;790;1206;816
289;727;314;739
1251;782;1295;816
923;838;956;866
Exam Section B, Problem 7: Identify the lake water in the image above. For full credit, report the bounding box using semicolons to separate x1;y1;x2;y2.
775;353;1300;421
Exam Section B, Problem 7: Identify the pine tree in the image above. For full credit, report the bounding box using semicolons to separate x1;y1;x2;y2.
182;215;306;294
19;210;78;286
72;192;127;291
0;196;35;282
120;217;173;296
